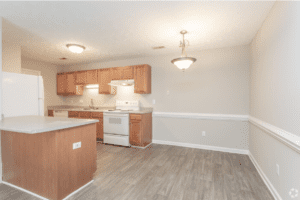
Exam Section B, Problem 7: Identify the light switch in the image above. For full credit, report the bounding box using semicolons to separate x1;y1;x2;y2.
167;90;170;95
152;99;156;105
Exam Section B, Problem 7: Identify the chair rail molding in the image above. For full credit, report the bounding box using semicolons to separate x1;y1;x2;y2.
153;112;248;121
249;116;300;154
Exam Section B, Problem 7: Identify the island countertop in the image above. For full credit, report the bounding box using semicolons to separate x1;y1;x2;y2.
0;115;99;134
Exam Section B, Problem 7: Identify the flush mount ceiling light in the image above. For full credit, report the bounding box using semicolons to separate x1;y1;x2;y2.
171;30;196;72
66;44;86;53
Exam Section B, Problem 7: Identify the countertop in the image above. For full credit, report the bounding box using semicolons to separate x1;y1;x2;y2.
0;116;99;134
48;105;153;114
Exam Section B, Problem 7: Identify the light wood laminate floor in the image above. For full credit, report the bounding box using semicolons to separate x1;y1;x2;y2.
0;143;274;200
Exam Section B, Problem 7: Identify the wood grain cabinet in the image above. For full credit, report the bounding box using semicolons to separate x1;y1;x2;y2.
86;70;98;84
57;73;84;96
48;110;54;117
76;71;87;85
129;113;152;147
134;65;151;94
111;66;134;80
68;111;79;118
91;112;104;141
98;68;115;94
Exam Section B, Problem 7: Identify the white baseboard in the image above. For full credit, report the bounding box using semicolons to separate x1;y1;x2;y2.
152;139;249;155
2;181;48;200
248;152;282;200
2;180;94;200
62;180;94;200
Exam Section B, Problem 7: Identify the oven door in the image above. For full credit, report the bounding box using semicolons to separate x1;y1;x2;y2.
103;113;129;136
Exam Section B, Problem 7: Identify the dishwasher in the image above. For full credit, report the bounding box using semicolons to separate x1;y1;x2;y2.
53;110;68;118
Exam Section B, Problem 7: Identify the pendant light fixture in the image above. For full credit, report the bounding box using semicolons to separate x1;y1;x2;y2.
66;44;86;53
171;30;196;72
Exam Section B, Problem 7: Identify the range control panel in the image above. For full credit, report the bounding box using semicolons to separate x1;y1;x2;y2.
116;100;140;110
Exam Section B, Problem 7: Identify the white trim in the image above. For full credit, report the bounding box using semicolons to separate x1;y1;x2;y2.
131;143;152;149
249;116;300;153
248;152;282;200
152;140;249;155
62;180;94;200
2;181;48;200
153;112;248;121
2;180;94;200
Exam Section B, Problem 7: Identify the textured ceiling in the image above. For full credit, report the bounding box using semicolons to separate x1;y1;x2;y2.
0;1;275;65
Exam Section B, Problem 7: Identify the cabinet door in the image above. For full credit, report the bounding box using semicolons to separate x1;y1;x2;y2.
66;73;76;94
76;71;87;85
79;111;91;119
111;67;123;80
134;65;151;94
130;120;142;145
123;66;133;80
48;110;54;117
57;74;67;95
86;70;98;84
98;69;112;94
98;118;103;140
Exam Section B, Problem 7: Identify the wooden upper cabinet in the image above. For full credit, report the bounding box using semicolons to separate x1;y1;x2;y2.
57;73;67;95
123;66;134;79
66;73;76;94
111;66;134;80
76;71;87;85
134;65;151;94
98;68;114;94
111;67;123;80
86;70;98;84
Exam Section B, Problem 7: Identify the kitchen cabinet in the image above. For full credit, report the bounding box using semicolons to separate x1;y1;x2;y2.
68;111;79;118
48;110;54;117
91;112;103;141
111;66;134;80
57;73;84;96
79;111;91;119
66;73;76;94
98;68;115;94
86;70;98;84
134;65;151;94
129;113;152;147
57;73;67;95
76;71;87;85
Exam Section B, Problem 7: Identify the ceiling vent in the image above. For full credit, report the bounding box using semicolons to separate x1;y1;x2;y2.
152;46;165;50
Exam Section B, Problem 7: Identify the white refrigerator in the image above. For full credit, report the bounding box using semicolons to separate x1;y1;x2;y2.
2;72;45;118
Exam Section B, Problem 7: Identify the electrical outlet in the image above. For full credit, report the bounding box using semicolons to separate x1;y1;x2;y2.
73;142;81;150
152;99;156;105
202;131;206;136
276;164;279;176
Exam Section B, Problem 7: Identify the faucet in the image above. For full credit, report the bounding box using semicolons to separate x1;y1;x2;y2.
89;99;95;109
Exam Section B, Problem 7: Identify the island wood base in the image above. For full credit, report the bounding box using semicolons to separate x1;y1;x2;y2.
1;123;97;200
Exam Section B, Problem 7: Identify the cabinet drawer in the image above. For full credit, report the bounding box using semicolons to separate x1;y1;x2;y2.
48;110;54;117
130;114;142;121
79;111;91;118
91;112;103;118
68;111;79;118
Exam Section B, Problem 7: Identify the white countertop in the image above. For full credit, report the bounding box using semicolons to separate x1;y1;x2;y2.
0;116;99;134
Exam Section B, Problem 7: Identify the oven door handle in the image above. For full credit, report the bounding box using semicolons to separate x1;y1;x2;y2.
103;113;129;117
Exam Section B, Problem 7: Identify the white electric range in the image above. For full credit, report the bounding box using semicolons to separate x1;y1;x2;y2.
103;100;140;146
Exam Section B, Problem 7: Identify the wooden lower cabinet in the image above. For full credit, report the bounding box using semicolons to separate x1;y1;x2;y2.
66;110;103;140
129;113;152;147
48;110;54;117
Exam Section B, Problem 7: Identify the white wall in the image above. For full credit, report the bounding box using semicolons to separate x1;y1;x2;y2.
250;2;300;199
21;57;64;116
58;45;250;151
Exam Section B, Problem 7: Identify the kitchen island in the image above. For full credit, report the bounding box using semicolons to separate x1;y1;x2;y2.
0;116;98;200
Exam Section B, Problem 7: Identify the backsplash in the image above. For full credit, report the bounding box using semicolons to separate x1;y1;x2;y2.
62;85;152;107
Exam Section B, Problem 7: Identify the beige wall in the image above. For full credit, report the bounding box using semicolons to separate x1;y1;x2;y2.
58;45;250;150
59;45;250;114
21;57;64;116
0;17;3;182
2;41;21;73
250;2;300;199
